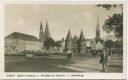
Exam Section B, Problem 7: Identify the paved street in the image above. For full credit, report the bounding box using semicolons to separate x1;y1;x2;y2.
5;54;123;72
105;54;123;72
58;54;123;72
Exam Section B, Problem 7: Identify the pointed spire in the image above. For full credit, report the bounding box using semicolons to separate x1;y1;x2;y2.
39;21;44;42
66;29;72;41
45;20;50;38
96;15;101;43
96;15;100;33
46;20;48;27
62;37;64;41
65;29;72;52
79;29;85;40
96;15;100;30
78;29;85;53
40;21;43;30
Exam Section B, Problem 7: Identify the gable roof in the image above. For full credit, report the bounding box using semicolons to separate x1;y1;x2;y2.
5;32;40;42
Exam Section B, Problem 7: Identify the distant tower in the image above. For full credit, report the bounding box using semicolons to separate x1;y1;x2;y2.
65;29;72;53
72;35;78;52
78;30;86;53
39;22;44;42
39;22;44;50
45;20;50;39
95;17;101;43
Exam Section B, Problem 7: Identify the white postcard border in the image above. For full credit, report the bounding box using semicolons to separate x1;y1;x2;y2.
0;0;127;79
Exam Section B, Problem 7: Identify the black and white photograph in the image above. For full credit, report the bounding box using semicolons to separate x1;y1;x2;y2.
4;4;124;73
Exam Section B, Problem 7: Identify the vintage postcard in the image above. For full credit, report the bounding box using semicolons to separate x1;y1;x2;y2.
0;0;127;79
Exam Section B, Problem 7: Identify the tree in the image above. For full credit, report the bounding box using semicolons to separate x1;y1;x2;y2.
103;13;123;39
97;4;123;54
44;37;55;50
104;40;114;49
55;41;62;46
96;4;122;10
113;40;123;48
96;4;123;39
96;4;117;10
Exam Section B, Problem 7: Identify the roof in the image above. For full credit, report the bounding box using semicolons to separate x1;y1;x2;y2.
72;35;78;41
5;32;40;42
66;30;72;41
79;30;85;40
86;39;94;42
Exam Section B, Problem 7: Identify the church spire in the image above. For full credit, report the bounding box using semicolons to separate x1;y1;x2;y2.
40;22;43;30
96;16;100;32
96;16;101;43
39;21;44;42
45;20;50;39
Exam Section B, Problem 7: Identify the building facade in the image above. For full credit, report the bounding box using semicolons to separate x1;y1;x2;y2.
78;30;86;53
5;19;103;54
64;19;103;53
5;32;42;54
65;30;72;53
72;35;78;52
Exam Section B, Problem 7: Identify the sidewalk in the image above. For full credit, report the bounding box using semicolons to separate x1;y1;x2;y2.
58;56;102;72
58;54;123;72
105;54;123;72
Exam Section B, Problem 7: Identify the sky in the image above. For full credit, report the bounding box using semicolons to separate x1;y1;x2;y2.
4;4;122;41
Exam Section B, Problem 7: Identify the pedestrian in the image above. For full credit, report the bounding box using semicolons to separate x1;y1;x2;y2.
91;50;96;57
104;48;109;66
91;44;96;57
99;50;105;72
67;52;72;61
107;48;110;64
108;49;111;56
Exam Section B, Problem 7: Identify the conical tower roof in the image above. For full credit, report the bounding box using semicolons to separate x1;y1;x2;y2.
40;22;43;31
45;20;50;38
96;20;100;31
66;29;72;41
96;16;101;43
79;30;85;40
96;16;100;32
39;21;44;42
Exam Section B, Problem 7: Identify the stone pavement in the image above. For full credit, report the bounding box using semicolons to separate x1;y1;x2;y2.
58;56;102;72
58;54;123;72
105;54;123;72
5;54;123;72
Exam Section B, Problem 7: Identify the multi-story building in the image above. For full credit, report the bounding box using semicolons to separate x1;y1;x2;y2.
5;19;103;54
65;29;72;53
64;19;103;53
78;30;86;53
72;35;78;52
55;38;65;52
4;32;42;54
4;20;54;55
